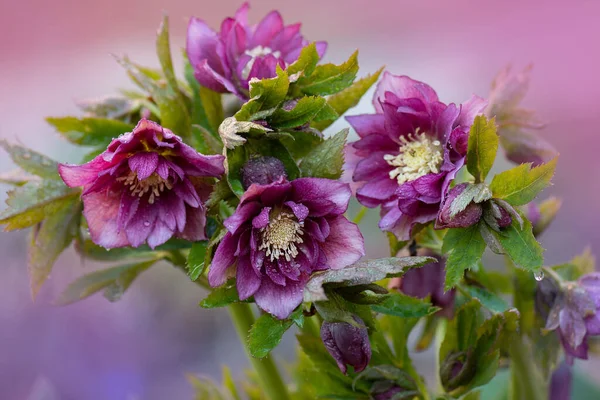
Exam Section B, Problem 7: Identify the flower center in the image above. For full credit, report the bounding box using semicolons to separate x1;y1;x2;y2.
259;210;304;262
117;171;173;204
242;45;282;79
384;130;443;185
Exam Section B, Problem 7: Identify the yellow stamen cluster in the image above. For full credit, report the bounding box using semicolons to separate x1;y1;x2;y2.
117;172;173;204
259;210;304;262
384;130;443;185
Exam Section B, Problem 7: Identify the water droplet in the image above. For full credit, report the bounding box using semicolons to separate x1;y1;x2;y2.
534;271;544;281
143;221;151;227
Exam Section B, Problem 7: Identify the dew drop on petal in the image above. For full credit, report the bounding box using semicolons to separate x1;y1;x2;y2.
143;221;151;227
534;270;544;281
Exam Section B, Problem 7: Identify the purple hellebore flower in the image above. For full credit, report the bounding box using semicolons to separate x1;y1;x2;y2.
542;273;600;363
389;253;455;318
58;119;225;249
186;2;327;99
549;361;572;400
207;177;365;319
346;72;487;240
321;316;372;374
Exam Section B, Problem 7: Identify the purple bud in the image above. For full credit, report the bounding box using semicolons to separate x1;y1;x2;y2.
436;184;483;229
240;156;287;190
549;361;572;400
495;204;513;228
440;350;476;392
321;316;371;374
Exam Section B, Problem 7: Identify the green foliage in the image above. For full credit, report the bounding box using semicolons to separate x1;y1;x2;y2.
491;216;544;272
235;68;289;121
442;225;487;290
269;97;335;129
187;241;208;281
294;51;359;96
299;128;348;179
466;116;499;183
449;183;492;218
57;260;157;305
28;196;81;298
531;196;561;236
183;58;223;135
489;158;557;206
0;140;60;180
199;280;240;308
312;67;384;131
372;293;440;318
75;239;168;262
247;309;303;359
304;256;435;302
461;285;509;314
286;43;320;77
0;180;80;230
45;117;134;147
279;130;323;160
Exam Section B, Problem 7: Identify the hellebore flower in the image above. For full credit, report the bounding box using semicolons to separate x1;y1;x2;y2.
58;119;225;249
540;273;600;362
186;3;327;99
207;176;365;319
486;65;556;165
346;72;486;240
549;361;572;400
389;252;455;317
321;316;371;374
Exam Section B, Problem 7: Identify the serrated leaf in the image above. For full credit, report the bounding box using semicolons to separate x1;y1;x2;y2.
199;281;240;308
300;128;348;178
372;293;440;318
0;169;37;186
462;285;509;314
247;312;295;358
269;96;328;129
449;183;492;217
443;225;487;290
0;180;80;230
312;67;383;131
489;157;557;206
187;241;208;281
296;51;359;96
304;256;435;302
236;68;289;121
75;239;166;261
0;140;60;180
492;216;543;272
467;115;499;183
57;260;156;305
191;124;222;155
286;43;319;77
45;117;134;147
219;117;271;149
279;130;323;160
28;196;81;299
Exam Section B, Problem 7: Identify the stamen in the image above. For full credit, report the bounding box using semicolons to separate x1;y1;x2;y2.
384;130;443;185
259;210;304;262
117;171;173;204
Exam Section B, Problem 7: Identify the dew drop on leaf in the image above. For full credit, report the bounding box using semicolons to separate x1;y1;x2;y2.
534;270;544;281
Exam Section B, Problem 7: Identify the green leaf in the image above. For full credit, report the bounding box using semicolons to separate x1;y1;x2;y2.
235;68;289;121
218;117;272;149
28;196;81;299
225;145;247;197
279;130;323;160
286;43;319;77
443;225;487;290
372;293;440;318
0;180;80;230
247;312;295;358
246;138;300;180
461;285;509;314
45;117;134;147
187;241;208;281
57;260;156;305
466;116;499;183
531;196;561;237
183;57;224;136
0;170;35;186
312;67;384;131
75;239;167;262
440;300;481;361
191;124;222;155
269;96;329;129
300;128;347;178
295;51;359;96
304;256;435;302
492;216;543;272
0;140;60;180
199;281;240;308
489;158;557;206
449;183;492;217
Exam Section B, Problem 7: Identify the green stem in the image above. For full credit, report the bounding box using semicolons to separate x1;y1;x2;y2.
228;302;290;400
352;206;368;225
508;336;547;400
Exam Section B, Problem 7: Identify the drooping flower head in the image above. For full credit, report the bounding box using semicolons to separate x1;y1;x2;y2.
207;177;365;319
321;316;371;374
59;119;225;249
346;72;486;240
186;3;327;99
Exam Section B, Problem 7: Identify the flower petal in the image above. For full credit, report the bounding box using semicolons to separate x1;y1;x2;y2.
291;178;351;217
319;216;365;270
237;256;262;300
254;277;306;319
208;232;238;287
374;72;439;113
82;190;129;248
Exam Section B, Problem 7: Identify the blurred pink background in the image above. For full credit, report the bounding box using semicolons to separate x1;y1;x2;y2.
1;0;599;398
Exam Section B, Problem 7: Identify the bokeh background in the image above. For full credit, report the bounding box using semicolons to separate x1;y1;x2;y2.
1;0;600;398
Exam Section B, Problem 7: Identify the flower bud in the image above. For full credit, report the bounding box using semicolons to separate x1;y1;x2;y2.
320;316;371;374
436;184;483;229
240;156;287;190
440;350;476;392
549;362;572;400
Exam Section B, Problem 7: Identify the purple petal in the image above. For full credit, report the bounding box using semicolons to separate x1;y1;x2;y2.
237;256;262;300
285;201;309;221
208;232;237;287
147;218;174;249
356;178;398;207
346;114;386;138
193;59;237;94
58;156;111;188
224;201;262;234
254;277;306;319
124;199;158;248
319;216;365;270
265;259;287;286
178;204;208;242
252;207;271;229
291;178;351;217
128;152;159;180
250;10;283;47
457;95;487;127
82;190;129;248
374;72;439;113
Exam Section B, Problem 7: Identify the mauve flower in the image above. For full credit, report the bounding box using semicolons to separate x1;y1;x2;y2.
58;119;225;249
346;72;486;240
321;316;371;374
541;273;600;363
207;177;365;319
549;361;572;400
186;3;327;99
